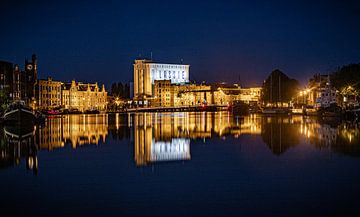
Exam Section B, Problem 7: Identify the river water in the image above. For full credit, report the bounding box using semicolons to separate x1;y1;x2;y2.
0;112;359;217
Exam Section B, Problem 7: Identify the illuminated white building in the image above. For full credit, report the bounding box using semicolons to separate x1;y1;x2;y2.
133;59;190;100
150;139;191;162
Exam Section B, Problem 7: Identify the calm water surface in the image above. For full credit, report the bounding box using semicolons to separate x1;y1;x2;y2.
0;112;360;217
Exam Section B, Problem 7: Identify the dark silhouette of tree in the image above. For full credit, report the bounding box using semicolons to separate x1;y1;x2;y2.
331;63;360;93
110;82;130;99
261;69;300;106
124;83;130;99
261;116;300;155
118;82;124;98
0;89;10;111
111;83;119;97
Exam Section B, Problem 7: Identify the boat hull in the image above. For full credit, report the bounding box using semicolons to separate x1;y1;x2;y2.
3;108;35;125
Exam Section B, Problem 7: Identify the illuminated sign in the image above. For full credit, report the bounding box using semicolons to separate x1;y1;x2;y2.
149;64;189;84
150;138;190;162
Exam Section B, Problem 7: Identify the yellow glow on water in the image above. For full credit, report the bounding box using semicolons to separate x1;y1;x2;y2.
116;113;119;130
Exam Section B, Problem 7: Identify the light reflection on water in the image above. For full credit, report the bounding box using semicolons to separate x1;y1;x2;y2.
1;112;360;217
1;112;359;172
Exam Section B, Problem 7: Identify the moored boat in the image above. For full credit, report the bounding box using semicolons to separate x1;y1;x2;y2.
262;107;290;115
2;101;36;125
230;100;249;115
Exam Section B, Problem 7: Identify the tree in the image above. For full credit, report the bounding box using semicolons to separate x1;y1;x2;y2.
110;82;131;99
0;89;9;111
124;83;130;99
111;83;119;97
331;63;360;92
261;69;300;106
330;63;360;107
118;82;124;98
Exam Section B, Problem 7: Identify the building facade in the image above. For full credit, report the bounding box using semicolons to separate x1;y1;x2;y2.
62;80;107;112
34;78;108;111
24;54;38;101
153;80;172;107
0;54;37;103
174;84;212;106
152;82;261;107
0;60;14;99
34;77;62;109
133;59;190;102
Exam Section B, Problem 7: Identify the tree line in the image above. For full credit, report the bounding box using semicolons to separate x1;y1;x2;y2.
331;63;360;94
261;69;300;106
110;82;131;99
261;62;360;106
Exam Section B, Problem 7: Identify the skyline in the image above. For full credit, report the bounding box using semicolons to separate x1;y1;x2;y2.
1;0;360;87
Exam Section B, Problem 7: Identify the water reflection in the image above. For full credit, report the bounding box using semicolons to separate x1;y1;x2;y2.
37;114;108;150
261;116;301;155
0;125;38;174
300;119;360;156
0;112;360;172
133;112;261;166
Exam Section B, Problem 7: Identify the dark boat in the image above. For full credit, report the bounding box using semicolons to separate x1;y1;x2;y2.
262;107;290;115
85;108;100;114
2;101;36;125
318;104;343;117
230;100;249;115
3;124;35;140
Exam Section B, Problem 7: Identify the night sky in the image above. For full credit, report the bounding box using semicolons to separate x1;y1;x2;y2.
1;0;359;87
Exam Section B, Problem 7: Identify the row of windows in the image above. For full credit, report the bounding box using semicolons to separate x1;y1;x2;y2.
151;64;186;69
157;88;170;92
318;92;336;97
153;70;186;80
42;94;61;98
41;100;60;104
40;86;61;92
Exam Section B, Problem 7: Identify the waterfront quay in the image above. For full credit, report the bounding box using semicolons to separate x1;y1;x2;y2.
1;56;360;122
125;104;227;113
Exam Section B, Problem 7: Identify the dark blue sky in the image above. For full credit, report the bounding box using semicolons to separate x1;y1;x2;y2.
1;0;359;87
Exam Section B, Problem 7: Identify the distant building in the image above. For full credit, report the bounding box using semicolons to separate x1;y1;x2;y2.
132;58;262;107
24;54;38;101
152;81;262;107
133;59;190;102
34;78;108;111
0;54;37;103
0;60;14;98
212;84;262;105
34;77;62;109
153;82;212;107
213;84;242;105
239;87;262;103
62;80;107;112
174;83;212;106
153;80;172;107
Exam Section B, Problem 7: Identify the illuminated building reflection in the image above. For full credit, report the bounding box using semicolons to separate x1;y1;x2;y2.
1;113;360;173
133;112;261;166
0;114;109;173
299;118;360;156
37;114;108;150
